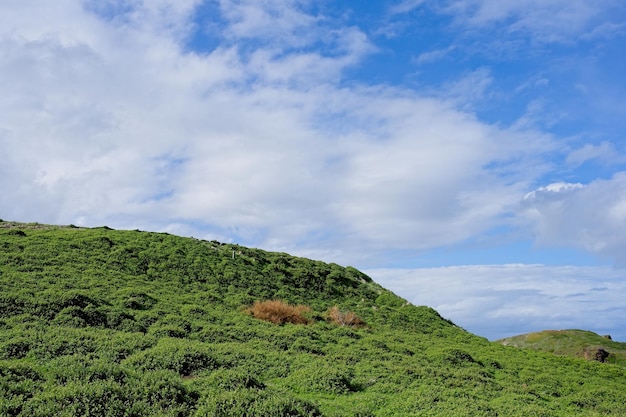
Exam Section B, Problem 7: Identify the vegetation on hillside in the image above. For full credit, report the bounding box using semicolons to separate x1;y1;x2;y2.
498;329;626;366
1;220;626;416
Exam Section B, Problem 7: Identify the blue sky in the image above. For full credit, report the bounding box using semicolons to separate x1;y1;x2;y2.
1;0;626;340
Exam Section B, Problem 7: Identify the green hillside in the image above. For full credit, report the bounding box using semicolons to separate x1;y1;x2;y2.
1;220;626;416
498;330;626;366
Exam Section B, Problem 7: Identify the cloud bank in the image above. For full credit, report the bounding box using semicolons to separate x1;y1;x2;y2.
370;264;626;341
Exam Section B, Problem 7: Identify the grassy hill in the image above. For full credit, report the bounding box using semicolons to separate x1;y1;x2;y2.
498;330;626;366
1;220;626;416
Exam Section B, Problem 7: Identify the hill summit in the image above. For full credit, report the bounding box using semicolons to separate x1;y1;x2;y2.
498;329;626;366
1;221;626;416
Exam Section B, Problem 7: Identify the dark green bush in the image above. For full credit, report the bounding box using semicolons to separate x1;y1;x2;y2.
1;338;30;359
194;388;321;417
122;292;157;310
45;355;128;385
124;338;219;376
30;328;98;359
128;370;199;413
20;380;128;417
52;305;108;328
439;348;479;366
375;291;405;308
287;363;358;394
204;368;265;391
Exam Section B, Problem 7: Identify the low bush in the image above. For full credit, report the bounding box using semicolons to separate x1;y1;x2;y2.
1;338;30;359
287;362;359;395
204;368;265;391
194;388;321;417
246;300;311;325
124;338;219;376
20;380;128;417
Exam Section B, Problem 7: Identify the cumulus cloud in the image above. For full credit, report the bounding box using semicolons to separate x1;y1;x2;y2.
217;0;319;45
369;264;626;340
0;0;562;264
522;175;626;265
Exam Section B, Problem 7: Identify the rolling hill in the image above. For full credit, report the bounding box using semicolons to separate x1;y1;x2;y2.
498;329;626;366
1;220;626;416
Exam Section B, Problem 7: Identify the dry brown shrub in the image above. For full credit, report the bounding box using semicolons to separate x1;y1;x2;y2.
326;306;366;328
247;300;311;325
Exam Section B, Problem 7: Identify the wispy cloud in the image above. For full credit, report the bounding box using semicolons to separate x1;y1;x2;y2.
566;141;623;166
442;0;624;42
389;0;427;15
435;67;494;110
414;45;456;64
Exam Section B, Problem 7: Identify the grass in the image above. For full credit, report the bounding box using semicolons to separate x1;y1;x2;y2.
498;329;626;366
1;220;626;416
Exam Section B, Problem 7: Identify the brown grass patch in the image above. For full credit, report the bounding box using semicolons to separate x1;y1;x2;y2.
326;306;366;328
247;300;311;325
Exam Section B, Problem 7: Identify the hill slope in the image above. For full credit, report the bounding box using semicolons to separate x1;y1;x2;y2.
1;221;626;416
498;329;626;366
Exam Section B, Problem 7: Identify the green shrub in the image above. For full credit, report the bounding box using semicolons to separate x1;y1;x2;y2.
128;370;199;413
30;328;98;359
45;355;128;385
287;363;358;395
51;306;108;328
124;338;219;376
204;368;265;391
0;338;30;359
122;292;157;310
194;388;321;417
437;348;480;366
20;380;128;417
375;291;405;308
0;361;43;409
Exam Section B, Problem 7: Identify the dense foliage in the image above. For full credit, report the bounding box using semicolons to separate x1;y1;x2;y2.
1;221;626;416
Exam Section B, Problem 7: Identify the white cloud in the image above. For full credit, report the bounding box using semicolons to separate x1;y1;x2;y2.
217;0;318;45
513;99;567;130
580;21;626;40
515;76;550;93
566;141;622;166
389;0;427;15
522;175;626;264
0;0;561;263
414;45;456;64
436;67;494;109
368;264;626;341
2;0;625;273
443;0;624;42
